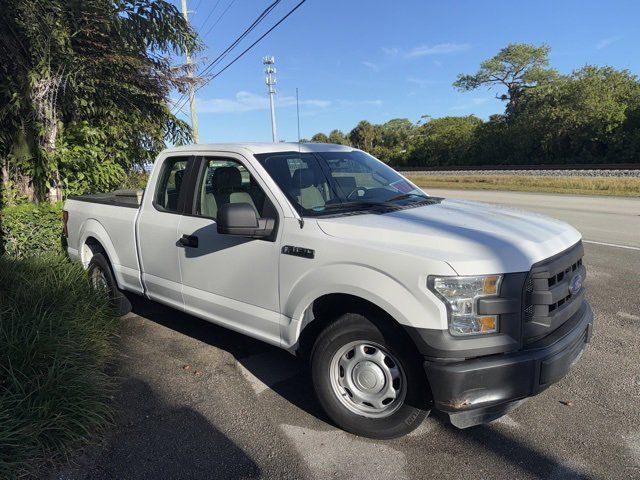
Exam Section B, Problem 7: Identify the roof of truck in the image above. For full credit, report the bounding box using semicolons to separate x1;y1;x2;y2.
163;142;355;155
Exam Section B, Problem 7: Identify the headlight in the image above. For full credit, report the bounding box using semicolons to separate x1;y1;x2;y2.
429;275;503;336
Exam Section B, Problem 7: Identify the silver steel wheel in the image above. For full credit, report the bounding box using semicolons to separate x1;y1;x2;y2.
90;266;109;292
329;341;407;418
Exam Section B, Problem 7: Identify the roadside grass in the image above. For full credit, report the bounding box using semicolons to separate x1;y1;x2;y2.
0;254;118;478
407;175;640;197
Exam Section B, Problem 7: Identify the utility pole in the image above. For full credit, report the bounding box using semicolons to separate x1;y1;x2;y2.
263;56;277;142
181;0;199;143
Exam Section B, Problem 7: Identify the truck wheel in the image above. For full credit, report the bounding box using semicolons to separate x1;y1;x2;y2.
311;312;430;439
88;253;132;316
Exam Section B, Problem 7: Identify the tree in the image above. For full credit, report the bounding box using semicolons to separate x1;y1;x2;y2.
348;120;376;150
454;43;557;115
514;66;640;163
379;119;414;149
328;129;350;145
408;116;483;166
310;132;329;143
0;0;199;203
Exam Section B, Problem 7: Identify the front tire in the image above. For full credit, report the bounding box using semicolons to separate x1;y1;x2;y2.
311;313;430;439
88;253;132;316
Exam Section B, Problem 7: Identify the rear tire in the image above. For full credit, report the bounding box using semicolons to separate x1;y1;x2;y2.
311;312;430;439
88;253;132;316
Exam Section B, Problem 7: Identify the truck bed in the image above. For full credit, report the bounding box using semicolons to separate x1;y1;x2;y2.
65;191;143;295
68;189;144;209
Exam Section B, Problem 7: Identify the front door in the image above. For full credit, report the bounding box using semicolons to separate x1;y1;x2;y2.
177;154;282;345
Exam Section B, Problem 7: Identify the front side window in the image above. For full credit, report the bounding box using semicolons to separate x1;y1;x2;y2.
155;157;189;212
195;157;268;220
255;150;429;217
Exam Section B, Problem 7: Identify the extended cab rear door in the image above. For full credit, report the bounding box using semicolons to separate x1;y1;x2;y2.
137;155;197;310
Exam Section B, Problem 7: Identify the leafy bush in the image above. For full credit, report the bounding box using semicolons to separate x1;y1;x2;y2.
118;169;149;190
56;122;127;197
1;202;63;258
0;254;118;478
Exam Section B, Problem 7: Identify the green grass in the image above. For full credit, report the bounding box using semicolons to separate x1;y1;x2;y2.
407;175;640;197
0;255;119;478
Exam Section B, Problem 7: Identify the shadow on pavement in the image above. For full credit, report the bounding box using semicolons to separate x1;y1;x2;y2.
57;377;261;480
127;294;331;424
439;421;595;480
125;294;594;480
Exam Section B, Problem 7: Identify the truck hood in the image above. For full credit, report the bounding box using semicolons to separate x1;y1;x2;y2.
316;198;582;275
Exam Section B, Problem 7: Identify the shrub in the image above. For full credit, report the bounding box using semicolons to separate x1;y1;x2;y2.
1;202;63;258
0;254;118;478
119;169;149;190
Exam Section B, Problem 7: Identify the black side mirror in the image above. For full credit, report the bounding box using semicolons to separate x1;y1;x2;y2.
217;203;275;238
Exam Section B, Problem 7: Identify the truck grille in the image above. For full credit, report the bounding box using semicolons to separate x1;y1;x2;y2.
523;242;586;342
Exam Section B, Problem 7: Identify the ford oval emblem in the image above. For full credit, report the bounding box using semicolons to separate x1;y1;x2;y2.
569;273;583;295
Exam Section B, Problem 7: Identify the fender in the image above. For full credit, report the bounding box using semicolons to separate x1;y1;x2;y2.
77;218;140;293
281;262;449;348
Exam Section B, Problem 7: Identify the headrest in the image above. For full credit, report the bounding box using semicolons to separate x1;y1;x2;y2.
292;168;316;189
174;169;185;190
212;166;242;191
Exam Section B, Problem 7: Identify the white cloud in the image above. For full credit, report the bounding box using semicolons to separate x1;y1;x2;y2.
407;77;439;87
362;61;380;71
406;43;470;58
336;99;383;107
197;91;330;114
451;97;490;111
195;92;381;115
381;43;469;60
596;35;622;50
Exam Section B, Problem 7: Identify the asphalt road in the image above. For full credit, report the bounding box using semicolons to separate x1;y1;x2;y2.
57;190;640;480
426;189;640;249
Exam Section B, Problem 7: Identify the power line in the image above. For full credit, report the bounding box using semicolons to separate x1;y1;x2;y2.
199;0;281;77
172;0;285;114
201;0;237;40
196;0;221;33
206;1;306;83
173;0;307;115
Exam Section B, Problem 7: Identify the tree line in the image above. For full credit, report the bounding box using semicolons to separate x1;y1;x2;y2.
306;44;640;167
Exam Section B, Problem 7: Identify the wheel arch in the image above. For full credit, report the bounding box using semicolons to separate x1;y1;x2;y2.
282;262;439;353
78;219;123;287
293;293;419;362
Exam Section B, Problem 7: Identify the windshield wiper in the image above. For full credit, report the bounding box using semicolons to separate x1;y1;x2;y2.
385;192;430;203
322;200;399;211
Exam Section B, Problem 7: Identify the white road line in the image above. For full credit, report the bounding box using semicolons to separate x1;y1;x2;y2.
617;311;640;321
583;240;640;251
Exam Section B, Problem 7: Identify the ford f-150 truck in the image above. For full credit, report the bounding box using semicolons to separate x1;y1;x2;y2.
64;143;593;439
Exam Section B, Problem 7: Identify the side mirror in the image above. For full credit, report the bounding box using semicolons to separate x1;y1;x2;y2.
217;203;275;238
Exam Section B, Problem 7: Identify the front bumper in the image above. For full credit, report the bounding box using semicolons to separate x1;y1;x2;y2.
423;301;593;428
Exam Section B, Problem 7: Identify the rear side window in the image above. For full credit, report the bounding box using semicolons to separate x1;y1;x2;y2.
154;157;189;212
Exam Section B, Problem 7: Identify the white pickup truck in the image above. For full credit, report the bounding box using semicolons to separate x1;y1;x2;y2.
64;143;593;438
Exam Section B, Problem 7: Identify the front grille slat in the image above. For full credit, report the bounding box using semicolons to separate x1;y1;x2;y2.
523;242;585;343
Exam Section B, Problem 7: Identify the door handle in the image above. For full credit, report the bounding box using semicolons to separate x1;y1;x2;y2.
178;234;199;248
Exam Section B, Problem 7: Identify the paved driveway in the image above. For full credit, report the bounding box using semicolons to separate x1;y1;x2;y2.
57;191;640;480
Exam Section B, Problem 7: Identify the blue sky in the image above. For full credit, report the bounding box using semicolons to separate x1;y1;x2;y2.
170;0;640;143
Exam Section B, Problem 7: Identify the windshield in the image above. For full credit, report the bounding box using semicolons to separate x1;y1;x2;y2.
255;150;430;217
